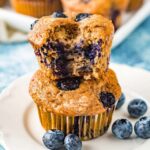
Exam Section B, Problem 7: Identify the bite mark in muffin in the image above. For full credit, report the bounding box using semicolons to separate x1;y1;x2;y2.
28;13;114;80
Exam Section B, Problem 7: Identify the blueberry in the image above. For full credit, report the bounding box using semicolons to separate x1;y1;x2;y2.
53;42;64;54
134;116;150;139
112;119;133;139
75;13;92;22
30;20;38;30
84;45;97;61
51;57;68;77
116;93;126;109
84;41;102;64
64;134;82;150
42;130;65;150
57;77;81;91
128;99;148;118
52;11;68;18
99;92;116;108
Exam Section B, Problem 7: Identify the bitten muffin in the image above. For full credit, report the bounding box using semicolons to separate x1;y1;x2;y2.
0;0;6;6
10;0;62;18
127;0;144;11
28;13;114;80
61;0;129;29
29;69;121;140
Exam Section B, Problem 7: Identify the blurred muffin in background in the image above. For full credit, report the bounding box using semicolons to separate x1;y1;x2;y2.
0;0;6;6
127;0;144;11
111;0;129;30
10;0;62;18
61;0;129;30
61;0;111;18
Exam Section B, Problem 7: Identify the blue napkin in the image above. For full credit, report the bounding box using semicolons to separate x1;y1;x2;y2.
111;16;150;70
0;145;5;150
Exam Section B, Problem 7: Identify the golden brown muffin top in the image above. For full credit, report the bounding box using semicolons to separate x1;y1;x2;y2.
29;69;121;116
28;14;114;49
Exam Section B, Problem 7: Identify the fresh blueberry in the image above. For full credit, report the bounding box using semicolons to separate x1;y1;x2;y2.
75;13;92;22
64;134;82;150
30;20;38;30
99;92;116;108
112;119;133;139
134;116;150;139
42;130;65;150
128;99;148;118
57;77;81;91
52;11;68;18
116;93;126;109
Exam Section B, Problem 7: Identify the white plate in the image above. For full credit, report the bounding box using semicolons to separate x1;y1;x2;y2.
0;0;150;46
0;64;150;150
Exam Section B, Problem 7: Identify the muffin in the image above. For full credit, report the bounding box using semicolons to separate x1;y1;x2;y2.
28;13;114;80
111;0;129;30
29;69;121;140
10;0;62;18
61;0;111;17
127;0;144;11
61;0;129;30
0;0;6;6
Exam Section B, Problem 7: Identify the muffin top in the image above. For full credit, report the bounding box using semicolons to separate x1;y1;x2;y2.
29;69;121;116
28;14;114;49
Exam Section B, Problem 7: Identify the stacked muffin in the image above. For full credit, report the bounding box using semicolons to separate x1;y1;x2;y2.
29;12;121;140
61;0;129;30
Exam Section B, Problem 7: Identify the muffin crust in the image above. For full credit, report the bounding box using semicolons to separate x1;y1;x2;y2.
29;69;121;116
